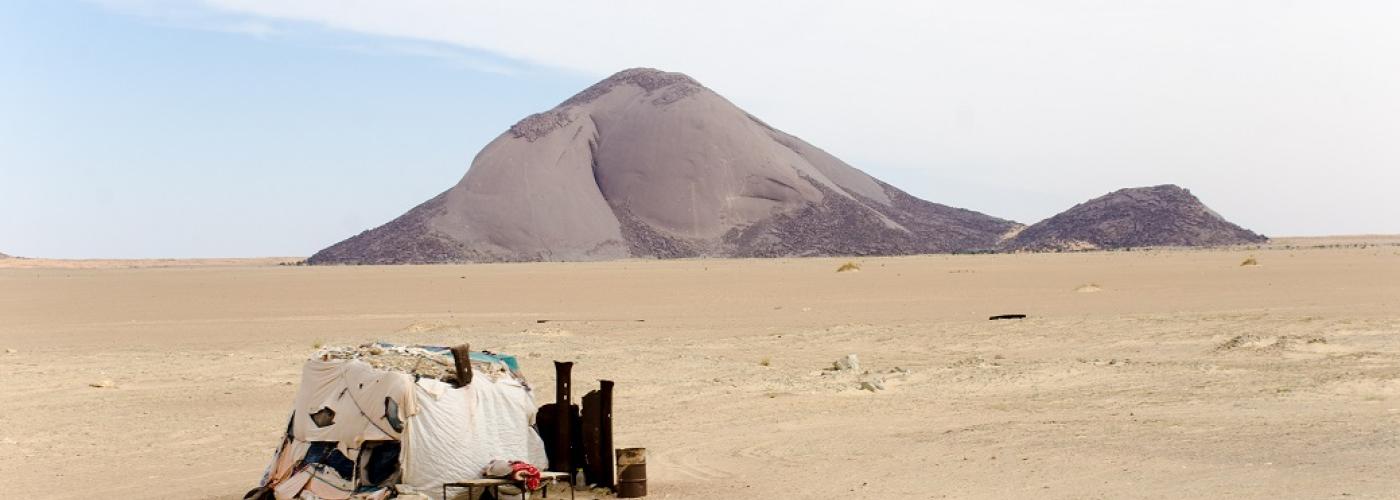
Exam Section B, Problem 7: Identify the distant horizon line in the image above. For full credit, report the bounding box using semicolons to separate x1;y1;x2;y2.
4;233;1398;262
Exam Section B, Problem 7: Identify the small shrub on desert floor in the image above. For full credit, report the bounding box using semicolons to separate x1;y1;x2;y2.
1240;256;1259;267
836;261;861;273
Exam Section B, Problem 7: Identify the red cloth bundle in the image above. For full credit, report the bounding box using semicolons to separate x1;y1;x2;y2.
509;461;542;491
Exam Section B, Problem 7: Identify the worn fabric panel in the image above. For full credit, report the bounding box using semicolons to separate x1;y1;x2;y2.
273;468;312;500
289;359;415;451
262;438;311;487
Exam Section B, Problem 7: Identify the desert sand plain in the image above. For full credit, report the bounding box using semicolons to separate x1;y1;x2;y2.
2;237;1399;499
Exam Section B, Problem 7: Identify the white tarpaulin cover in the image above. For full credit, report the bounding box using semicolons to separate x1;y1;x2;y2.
402;374;550;498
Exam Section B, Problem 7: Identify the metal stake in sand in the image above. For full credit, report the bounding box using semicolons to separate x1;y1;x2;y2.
554;361;574;481
583;379;616;489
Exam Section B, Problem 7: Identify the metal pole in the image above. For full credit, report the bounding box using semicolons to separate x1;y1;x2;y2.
554;361;574;479
598;379;615;490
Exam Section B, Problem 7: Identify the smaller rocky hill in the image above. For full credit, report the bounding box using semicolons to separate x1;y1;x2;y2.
1003;184;1266;251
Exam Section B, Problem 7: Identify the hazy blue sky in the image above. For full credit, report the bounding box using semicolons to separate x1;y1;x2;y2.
4;1;1397;258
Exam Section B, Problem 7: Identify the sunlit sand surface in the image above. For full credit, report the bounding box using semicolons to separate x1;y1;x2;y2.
2;240;1398;499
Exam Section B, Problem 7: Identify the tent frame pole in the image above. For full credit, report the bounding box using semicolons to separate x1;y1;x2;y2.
554;361;574;481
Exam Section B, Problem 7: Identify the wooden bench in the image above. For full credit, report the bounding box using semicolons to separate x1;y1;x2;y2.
442;471;574;499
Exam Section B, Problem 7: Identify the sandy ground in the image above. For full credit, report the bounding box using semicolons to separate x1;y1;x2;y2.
2;243;1399;499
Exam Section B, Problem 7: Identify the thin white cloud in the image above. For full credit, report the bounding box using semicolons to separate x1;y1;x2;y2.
217;20;276;38
367;42;521;75
141;1;1400;233
90;0;529;73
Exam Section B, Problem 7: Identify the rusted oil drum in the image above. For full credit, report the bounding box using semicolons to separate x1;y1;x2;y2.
616;447;647;498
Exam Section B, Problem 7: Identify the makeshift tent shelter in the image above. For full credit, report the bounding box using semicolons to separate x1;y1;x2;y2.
248;343;550;500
